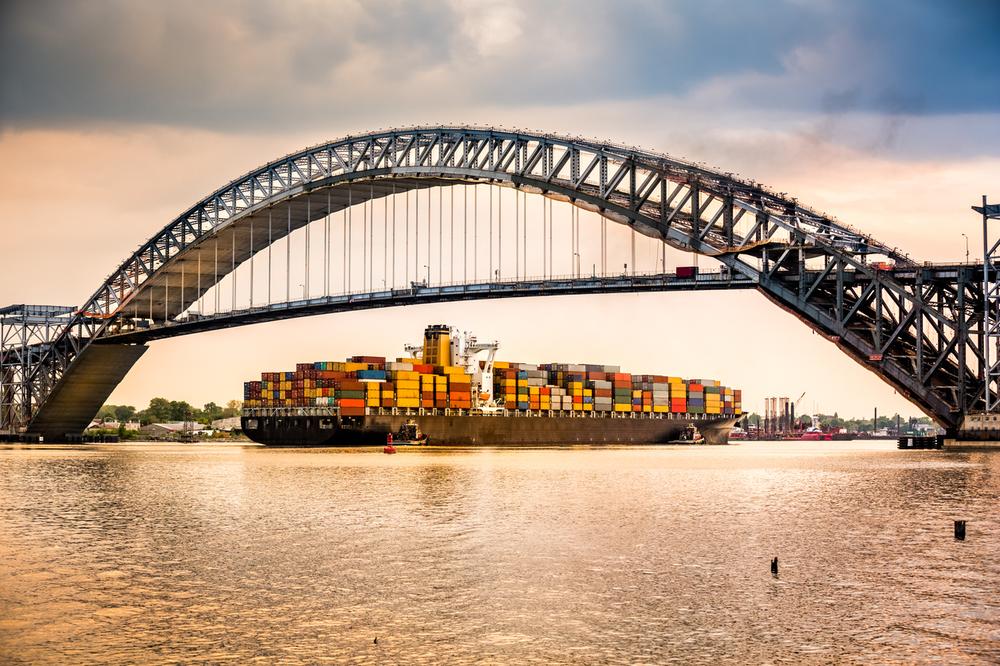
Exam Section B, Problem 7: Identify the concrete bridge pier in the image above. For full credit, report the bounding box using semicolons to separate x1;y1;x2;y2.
27;343;147;442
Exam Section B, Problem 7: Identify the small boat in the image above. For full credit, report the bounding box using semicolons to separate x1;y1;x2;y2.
395;420;429;446
669;424;705;445
383;444;397;454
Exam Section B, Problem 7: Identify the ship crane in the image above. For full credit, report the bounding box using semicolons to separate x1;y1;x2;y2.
452;331;499;408
792;391;819;430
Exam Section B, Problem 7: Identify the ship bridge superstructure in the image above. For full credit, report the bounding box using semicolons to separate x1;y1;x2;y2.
0;126;992;438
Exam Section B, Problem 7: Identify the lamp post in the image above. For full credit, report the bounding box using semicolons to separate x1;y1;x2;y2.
962;233;969;263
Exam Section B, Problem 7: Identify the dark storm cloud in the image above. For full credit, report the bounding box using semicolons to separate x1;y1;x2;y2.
1;0;997;131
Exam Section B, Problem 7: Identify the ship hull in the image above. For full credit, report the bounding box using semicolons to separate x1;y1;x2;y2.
242;412;738;446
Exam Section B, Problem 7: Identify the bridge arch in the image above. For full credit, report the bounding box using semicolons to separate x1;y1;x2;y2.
1;127;985;437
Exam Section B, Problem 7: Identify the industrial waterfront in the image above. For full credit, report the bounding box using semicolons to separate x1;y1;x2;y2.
0;440;996;664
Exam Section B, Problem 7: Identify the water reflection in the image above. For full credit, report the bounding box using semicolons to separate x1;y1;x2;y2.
0;441;997;664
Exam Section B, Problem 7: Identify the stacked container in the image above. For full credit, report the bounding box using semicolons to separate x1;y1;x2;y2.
244;349;743;418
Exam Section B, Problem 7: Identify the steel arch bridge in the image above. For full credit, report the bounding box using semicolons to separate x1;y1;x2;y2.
0;126;990;439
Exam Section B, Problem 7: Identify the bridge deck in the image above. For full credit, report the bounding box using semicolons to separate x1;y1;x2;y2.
100;271;756;344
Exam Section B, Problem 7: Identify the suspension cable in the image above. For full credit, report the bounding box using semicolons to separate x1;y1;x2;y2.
474;184;478;280
489;184;493;281
414;187;418;288
405;189;410;285
383;185;388;290
438;187;442;284
464;185;468;283
268;208;273;304
361;187;369;292
498;186;502;280
515;187;519;280
347;188;352;294
427;182;431;284
324;191;330;296
392;181;396;289
542;191;546;278
548;198;553;279
450;187;455;283
305;198;310;298
249;219;254;306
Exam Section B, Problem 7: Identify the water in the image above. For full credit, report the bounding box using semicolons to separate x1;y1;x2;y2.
0;441;997;664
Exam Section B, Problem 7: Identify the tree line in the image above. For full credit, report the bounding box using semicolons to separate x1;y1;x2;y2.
743;412;935;432
97;398;243;425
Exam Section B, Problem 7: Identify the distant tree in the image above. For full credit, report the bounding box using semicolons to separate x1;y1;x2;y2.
221;400;243;418
96;404;117;421
139;397;173;424
168;400;195;421
200;402;224;424
113;405;137;422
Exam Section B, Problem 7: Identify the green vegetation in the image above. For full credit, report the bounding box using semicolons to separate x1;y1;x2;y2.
97;398;242;425
743;412;936;433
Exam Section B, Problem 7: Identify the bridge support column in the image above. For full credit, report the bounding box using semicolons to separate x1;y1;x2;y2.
28;343;148;442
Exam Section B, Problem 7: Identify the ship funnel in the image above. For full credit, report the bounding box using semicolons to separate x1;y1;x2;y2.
422;324;452;366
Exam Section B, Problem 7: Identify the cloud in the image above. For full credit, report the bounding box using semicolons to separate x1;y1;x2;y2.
1;0;997;134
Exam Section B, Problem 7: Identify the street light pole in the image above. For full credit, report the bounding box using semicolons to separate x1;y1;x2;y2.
962;232;969;263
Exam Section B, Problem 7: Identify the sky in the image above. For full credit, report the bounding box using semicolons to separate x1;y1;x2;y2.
1;0;999;420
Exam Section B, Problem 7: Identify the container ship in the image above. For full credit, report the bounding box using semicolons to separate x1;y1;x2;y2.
241;325;742;446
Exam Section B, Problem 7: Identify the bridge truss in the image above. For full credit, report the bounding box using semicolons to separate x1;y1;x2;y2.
0;127;992;437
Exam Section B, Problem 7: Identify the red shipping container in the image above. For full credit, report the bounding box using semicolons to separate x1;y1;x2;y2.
339;380;365;390
340;407;366;416
676;265;698;278
339;398;365;408
351;355;386;364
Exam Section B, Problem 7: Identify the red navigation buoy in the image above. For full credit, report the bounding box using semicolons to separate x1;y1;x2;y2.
386;432;393;444
383;444;396;454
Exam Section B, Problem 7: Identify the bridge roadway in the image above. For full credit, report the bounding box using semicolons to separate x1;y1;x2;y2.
100;271;755;344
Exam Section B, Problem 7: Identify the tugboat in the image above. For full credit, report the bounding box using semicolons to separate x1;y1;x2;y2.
799;427;833;441
669;424;705;445
395;420;429;446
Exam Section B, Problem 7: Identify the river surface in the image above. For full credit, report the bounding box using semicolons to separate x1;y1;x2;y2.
0;440;997;664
